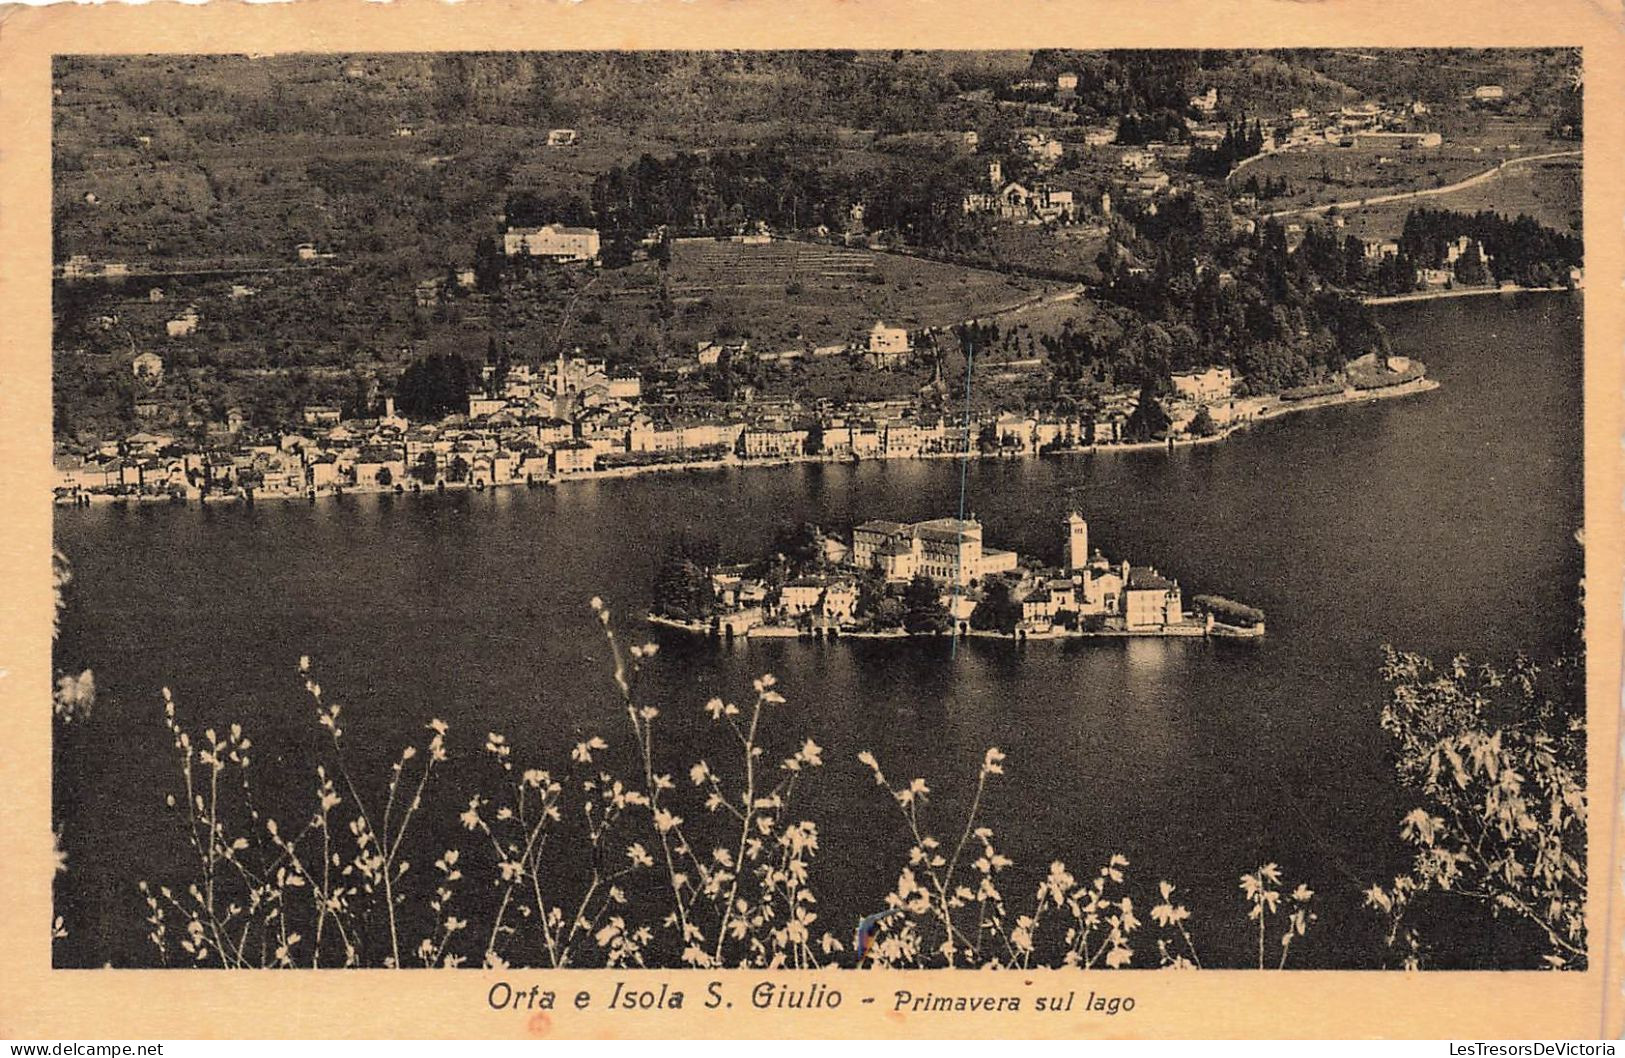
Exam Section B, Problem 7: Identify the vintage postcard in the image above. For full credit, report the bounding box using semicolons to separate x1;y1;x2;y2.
1;0;1621;1041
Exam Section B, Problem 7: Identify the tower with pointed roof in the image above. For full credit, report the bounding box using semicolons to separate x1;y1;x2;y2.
1066;511;1089;572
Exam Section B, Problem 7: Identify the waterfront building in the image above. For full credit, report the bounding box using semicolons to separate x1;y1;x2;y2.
822;581;859;623
1171;366;1237;403
740;428;809;460
306;455;340;490
883;421;925;456
820;424;854;457
354;448;406;488
779;579;825;616
996;415;1036;450
1021;589;1055;626
552;440;597;475
852;422;884;458
1125;566;1184;628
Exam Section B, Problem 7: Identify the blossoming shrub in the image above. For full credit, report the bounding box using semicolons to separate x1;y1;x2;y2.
120;602;1582;970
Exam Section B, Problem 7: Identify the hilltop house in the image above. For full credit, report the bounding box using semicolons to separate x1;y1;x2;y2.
132;351;164;382
1134;172;1172;195
1023;133;1064;167
1119;148;1155;172
503;224;601;262
468;394;507;418
868;322;910;361
166;309;199;338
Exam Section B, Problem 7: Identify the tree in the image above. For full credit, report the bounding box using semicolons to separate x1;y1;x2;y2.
1454;241;1490;287
1188;404;1218;438
396;353;475;421
412;451;438;485
854;566;890;623
375;466;393;487
341;371;373;421
653;541;716;621
969;578;1021;634
473;235;505;294
447;454;471;483
1369;643;1586;969
485;336;510;390
902;574;950;635
770;523;824;572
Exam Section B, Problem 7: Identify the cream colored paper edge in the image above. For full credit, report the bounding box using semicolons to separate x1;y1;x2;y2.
0;0;1620;1040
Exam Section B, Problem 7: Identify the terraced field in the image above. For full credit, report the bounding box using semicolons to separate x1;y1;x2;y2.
669;238;878;292
657;237;1070;350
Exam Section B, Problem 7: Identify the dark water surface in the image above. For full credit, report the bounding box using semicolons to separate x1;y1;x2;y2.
53;293;1583;968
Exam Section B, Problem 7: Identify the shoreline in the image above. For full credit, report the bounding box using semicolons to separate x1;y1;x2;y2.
647;612;1239;642
1360;283;1575;306
58;376;1444;508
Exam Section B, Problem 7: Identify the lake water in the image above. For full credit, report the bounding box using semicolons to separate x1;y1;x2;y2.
53;292;1584;968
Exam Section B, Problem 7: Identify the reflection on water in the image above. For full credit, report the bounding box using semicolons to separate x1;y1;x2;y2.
53;294;1583;967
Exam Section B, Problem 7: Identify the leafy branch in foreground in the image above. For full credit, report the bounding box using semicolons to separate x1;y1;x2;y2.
854;747;1211;970
1373;646;1586;969
111;600;1581;971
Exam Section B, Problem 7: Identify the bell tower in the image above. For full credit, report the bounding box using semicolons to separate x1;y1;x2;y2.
1066;511;1088;572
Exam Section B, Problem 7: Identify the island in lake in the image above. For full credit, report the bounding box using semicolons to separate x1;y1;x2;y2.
650;511;1265;641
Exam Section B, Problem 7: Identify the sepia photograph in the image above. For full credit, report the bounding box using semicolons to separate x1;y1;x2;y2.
0;0;1614;1037
42;44;1590;981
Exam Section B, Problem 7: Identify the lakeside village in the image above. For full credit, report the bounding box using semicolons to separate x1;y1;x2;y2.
651;510;1266;642
53;332;1430;506
61;68;1585;506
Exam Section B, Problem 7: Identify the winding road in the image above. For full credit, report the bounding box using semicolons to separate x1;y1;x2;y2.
1261;148;1581;222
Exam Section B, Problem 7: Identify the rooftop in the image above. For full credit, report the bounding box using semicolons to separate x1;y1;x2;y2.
1128;566;1176;591
855;519;909;535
